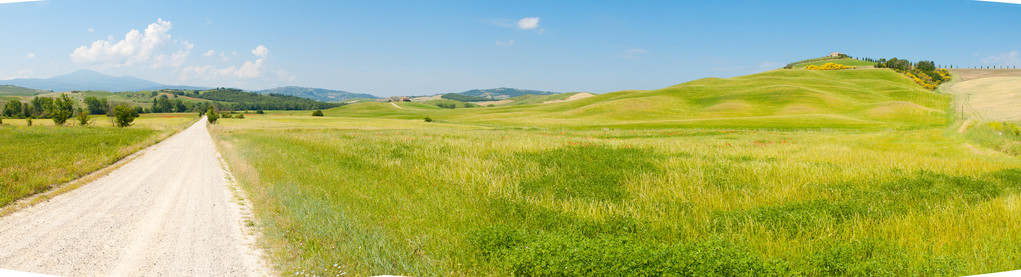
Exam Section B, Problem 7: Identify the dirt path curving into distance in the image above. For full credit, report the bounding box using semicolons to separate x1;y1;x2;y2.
0;119;270;276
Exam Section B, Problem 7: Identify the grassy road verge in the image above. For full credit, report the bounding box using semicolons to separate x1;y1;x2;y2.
0;114;198;207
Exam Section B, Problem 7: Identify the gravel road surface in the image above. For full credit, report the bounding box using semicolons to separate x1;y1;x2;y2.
0;119;268;276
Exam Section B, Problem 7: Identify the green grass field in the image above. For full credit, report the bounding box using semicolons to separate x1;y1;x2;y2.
501;92;580;106
210;68;1021;276
0;114;197;207
326;69;948;130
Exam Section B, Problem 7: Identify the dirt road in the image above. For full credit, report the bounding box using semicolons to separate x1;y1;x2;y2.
0;119;268;276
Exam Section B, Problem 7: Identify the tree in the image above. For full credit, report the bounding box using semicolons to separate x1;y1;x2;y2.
77;110;92;126
4;100;22;117
113;104;138;127
51;94;74;126
31;96;53;118
173;98;187;112
83;96;107;115
312;110;324;116
916;60;936;72
152;95;174;113
206;105;219;123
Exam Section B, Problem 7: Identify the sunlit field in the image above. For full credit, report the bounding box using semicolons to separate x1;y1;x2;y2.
213;113;1021;276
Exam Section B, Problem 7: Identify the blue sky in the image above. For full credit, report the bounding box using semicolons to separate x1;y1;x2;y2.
1;0;1020;96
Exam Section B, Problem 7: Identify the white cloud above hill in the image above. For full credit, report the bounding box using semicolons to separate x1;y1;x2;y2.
70;18;192;69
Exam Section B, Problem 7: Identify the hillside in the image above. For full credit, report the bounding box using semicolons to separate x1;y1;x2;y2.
0;85;48;96
456;87;557;100
330;69;949;129
944;69;1021;122
256;86;376;102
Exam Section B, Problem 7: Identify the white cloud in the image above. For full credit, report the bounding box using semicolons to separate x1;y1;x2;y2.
495;40;515;46
0;0;43;4
70;18;192;68
613;46;648;59
982;50;1020;66
181;45;287;81
517;17;540;29
151;41;192;68
25;53;35;58
87;28;94;32
252;45;269;57
976;0;1021;4
203;50;215;57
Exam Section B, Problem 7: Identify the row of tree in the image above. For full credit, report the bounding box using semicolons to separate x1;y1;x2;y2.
2;93;139;127
4;94;75;123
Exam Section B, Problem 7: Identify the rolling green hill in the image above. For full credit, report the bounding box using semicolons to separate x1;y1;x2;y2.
0;85;48;96
501;92;584;105
256;86;377;102
456;87;557;100
329;69;948;129
794;58;876;68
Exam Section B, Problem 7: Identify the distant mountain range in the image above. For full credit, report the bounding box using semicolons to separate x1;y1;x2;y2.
0;70;560;103
256;86;377;102
0;69;208;92
455;87;557;100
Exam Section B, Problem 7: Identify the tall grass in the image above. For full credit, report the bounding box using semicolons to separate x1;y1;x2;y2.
213;115;1021;276
0;114;196;206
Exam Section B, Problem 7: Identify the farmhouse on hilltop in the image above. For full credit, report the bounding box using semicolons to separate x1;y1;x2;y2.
830;52;845;57
386;96;412;102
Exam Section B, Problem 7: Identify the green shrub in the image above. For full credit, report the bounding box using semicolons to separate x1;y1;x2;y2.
76;110;91;126
424;117;433;122
312;110;324;116
113;104;138;127
467;228;791;276
206;106;219;123
25;117;32;126
256;109;265;114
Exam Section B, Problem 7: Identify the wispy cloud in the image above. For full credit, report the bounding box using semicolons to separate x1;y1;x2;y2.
495;40;515;46
976;0;1021;4
517;17;540;29
181;45;288;81
25;53;35;59
202;50;215;57
0;0;44;4
612;46;649;59
487;17;545;33
982;50;1020;66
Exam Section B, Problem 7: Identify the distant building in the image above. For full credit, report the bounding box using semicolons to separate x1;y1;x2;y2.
830;52;845;58
386;96;411;102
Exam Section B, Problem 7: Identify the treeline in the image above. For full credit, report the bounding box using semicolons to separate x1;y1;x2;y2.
2;93;139;127
863;57;950;90
164;88;343;111
440;93;491;102
5;94;85;120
